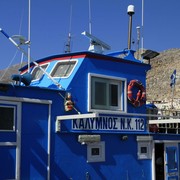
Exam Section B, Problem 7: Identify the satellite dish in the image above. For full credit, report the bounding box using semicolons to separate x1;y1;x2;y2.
81;31;111;54
11;35;30;46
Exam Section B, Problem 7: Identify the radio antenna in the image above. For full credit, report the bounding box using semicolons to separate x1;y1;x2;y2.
65;4;72;53
141;0;144;56
136;26;140;59
27;0;31;72
89;0;92;34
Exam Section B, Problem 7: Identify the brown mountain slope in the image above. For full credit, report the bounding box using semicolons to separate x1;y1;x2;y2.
0;62;26;83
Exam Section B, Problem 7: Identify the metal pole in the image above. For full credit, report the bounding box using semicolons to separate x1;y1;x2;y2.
171;85;175;109
127;5;135;50
89;0;92;34
136;26;140;59
128;15;133;49
28;0;31;72
141;0;144;55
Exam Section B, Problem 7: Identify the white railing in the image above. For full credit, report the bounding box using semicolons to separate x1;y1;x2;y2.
147;109;180;134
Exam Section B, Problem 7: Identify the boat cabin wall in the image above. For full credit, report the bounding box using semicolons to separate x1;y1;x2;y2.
27;56;84;89
66;54;150;115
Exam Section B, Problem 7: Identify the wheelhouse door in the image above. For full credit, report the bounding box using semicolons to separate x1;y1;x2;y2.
0;100;21;180
165;143;179;180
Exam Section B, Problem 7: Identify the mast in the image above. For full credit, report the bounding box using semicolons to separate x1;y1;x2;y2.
89;0;92;34
141;0;144;55
127;5;135;50
136;26;140;59
28;0;31;72
65;4;72;53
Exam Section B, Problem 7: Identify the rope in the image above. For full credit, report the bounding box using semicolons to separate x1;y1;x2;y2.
0;6;25;81
0;50;19;81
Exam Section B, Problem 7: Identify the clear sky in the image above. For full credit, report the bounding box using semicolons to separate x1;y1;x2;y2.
0;0;179;70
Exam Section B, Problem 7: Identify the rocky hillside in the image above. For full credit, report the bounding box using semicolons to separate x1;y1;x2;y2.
146;48;180;102
0;49;180;104
0;62;26;83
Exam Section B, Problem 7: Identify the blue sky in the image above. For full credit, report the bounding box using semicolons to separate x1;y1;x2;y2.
0;0;179;70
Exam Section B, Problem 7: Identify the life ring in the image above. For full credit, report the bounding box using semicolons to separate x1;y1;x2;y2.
127;80;146;107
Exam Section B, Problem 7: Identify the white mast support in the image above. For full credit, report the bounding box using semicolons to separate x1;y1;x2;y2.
28;0;31;72
0;28;64;89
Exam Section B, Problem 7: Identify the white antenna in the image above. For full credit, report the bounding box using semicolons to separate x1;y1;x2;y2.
89;0;92;34
136;26;140;59
69;4;72;35
28;0;31;72
82;31;111;54
141;0;144;55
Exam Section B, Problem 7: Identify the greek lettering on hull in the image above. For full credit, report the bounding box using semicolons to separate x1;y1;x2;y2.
72;116;144;131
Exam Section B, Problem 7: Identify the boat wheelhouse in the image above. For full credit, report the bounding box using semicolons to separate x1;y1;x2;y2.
0;2;179;179
0;48;180;180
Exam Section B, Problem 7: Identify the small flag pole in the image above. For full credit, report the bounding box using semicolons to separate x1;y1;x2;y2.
171;84;175;109
170;70;176;109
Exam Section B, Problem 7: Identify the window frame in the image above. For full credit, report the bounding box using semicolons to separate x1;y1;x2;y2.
0;105;16;131
50;59;78;79
87;141;105;163
136;136;153;159
137;141;152;159
31;63;49;81
88;73;127;113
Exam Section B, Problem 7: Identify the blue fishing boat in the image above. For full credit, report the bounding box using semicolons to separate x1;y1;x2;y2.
0;3;179;180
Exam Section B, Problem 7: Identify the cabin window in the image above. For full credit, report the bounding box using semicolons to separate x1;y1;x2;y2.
50;60;77;78
89;74;126;112
31;64;48;81
0;106;15;131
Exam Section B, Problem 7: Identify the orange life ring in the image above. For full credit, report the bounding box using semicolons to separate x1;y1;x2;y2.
127;80;146;107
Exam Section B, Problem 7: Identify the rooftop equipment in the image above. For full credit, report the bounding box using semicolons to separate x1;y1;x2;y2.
127;5;135;49
142;49;159;64
82;31;111;54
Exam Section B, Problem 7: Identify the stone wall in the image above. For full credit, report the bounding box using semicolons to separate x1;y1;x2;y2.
146;48;180;104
